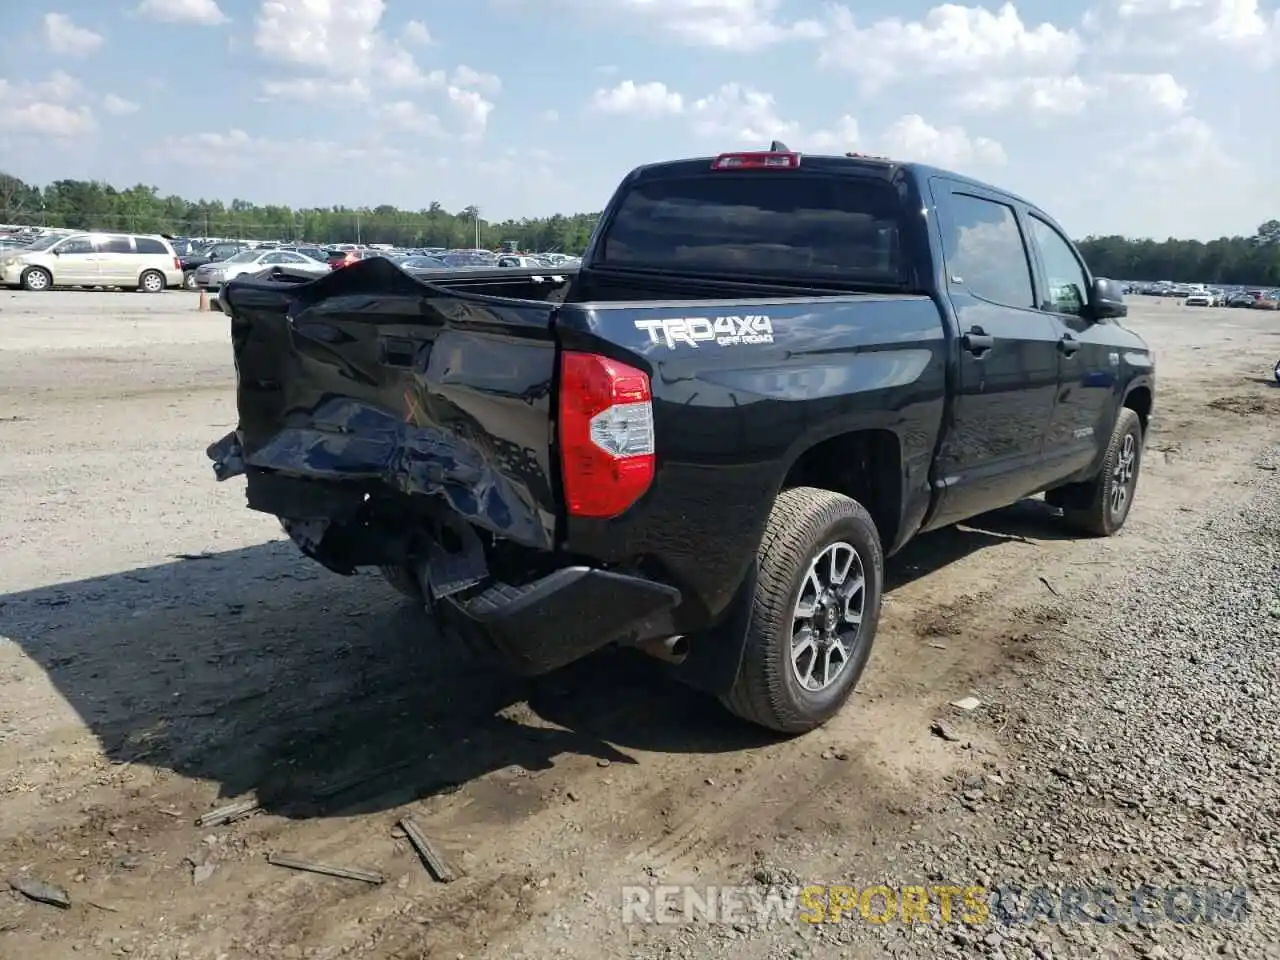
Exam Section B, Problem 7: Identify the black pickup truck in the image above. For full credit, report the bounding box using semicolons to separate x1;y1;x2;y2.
207;146;1155;733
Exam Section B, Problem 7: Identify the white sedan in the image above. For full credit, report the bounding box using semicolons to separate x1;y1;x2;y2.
1184;292;1214;307
193;248;329;290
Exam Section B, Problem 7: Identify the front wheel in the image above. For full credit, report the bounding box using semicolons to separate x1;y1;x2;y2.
183;271;198;290
1058;407;1144;537
21;267;52;292
720;486;884;734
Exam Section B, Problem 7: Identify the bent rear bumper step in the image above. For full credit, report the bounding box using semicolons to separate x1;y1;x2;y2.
442;567;682;676
206;429;682;676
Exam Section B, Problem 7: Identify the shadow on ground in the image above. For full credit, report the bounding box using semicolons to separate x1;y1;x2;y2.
0;498;1067;820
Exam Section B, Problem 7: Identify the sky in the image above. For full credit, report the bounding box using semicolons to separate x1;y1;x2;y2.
0;0;1276;240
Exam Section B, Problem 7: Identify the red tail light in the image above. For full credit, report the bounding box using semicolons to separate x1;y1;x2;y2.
711;151;800;170
558;351;655;518
173;256;182;270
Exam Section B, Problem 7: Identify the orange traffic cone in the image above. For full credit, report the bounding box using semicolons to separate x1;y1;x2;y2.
198;289;208;311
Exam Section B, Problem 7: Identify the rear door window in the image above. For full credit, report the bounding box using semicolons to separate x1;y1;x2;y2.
937;193;1036;309
135;237;168;255
100;236;135;254
599;173;908;285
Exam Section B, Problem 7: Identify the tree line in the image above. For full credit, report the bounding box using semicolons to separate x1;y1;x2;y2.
2;172;1278;285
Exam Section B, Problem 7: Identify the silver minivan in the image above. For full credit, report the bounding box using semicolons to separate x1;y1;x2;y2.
0;232;184;292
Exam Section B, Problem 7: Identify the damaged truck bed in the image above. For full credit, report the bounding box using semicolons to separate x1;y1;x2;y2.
209;147;1153;733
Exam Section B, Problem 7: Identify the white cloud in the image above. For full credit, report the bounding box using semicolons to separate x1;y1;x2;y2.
403;19;432;44
158;128;406;172
103;94;141;115
542;109;560;122
956;72;1189;116
450;65;502;96
1084;0;1278;61
43;13;104;56
589;80;684;118
879;114;1007;169
379;101;443;134
254;0;431;88
819;2;1082;89
134;0;229;25
541;0;822;49
688;83;800;143
447;87;495;142
259;77;373;103
0;72;95;137
806;115;861;152
1080;115;1253;237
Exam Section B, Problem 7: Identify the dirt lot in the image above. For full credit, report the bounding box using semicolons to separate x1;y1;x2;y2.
1;291;1278;959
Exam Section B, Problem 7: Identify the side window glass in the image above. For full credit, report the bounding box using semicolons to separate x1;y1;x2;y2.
101;236;134;254
135;237;167;254
940;193;1035;309
262;253;287;264
58;237;95;254
1028;216;1089;316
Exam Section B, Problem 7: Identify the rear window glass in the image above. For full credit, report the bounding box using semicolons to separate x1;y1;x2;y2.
135;237;168;254
599;173;908;284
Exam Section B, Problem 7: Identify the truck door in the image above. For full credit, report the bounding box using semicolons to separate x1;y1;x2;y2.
926;180;1062;528
1023;212;1117;481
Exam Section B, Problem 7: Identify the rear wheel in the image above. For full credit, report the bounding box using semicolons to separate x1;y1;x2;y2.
183;271;198;290
720;486;883;734
1057;407;1144;537
140;270;166;293
21;267;52;292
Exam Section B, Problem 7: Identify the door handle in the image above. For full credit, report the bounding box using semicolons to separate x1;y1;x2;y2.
961;326;994;356
1058;333;1080;356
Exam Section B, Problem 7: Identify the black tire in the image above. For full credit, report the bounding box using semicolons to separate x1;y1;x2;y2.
379;564;423;600
21;267;52;292
183;271;198;290
139;270;166;293
720;486;884;734
1060;408;1144;537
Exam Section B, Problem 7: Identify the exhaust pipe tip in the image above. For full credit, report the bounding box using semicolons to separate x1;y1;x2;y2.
636;634;690;665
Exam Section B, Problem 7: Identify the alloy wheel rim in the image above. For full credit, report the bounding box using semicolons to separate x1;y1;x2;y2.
790;541;866;692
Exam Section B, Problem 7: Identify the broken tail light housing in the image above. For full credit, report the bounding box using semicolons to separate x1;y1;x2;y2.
558;351;655;518
711;151;801;170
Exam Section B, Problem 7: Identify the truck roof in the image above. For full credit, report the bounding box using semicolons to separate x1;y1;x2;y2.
625;152;1036;211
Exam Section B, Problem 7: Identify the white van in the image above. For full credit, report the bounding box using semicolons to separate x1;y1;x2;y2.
0;232;184;292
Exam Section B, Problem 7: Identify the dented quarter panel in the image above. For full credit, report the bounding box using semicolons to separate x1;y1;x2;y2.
222;260;560;550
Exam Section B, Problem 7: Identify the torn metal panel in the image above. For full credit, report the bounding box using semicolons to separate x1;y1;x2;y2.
211;266;563;551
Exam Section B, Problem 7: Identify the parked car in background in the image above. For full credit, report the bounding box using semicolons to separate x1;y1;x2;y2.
192;248;329;290
326;248;380;269
1227;291;1257;307
395;255;449;269
1184;291;1214;307
181;242;247;289
0;232;182;292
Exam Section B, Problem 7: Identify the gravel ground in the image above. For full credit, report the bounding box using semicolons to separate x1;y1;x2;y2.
1;291;1278;959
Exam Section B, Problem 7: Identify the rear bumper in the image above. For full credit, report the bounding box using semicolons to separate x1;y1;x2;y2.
442;566;681;675
207;430;682;675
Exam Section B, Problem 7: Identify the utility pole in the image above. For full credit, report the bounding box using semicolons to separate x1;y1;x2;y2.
474;208;480;249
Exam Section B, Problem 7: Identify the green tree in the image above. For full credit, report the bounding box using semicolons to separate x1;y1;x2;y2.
2;170;1277;283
